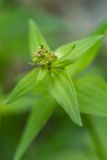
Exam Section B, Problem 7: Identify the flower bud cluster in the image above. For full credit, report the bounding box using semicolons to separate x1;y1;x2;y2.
33;45;57;68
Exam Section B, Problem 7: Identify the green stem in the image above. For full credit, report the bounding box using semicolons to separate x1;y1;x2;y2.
83;115;107;160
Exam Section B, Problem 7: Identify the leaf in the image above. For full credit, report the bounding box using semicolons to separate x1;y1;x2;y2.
92;19;107;35
50;150;98;160
13;94;56;160
48;69;82;126
74;75;107;116
36;68;48;83
5;68;39;104
66;20;107;76
54;35;103;67
55;43;76;58
0;97;37;115
29;19;50;59
67;41;100;76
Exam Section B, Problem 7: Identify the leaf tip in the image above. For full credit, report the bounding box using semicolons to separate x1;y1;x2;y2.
28;19;39;31
28;18;35;26
75;114;83;127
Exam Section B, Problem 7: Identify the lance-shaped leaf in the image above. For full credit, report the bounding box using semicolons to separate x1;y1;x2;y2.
74;75;107;116
67;41;101;76
0;97;37;115
48;70;82;126
54;35;103;67
13;94;56;160
29;19;50;59
67;20;107;76
36;68;48;83
5;69;39;104
92;19;107;35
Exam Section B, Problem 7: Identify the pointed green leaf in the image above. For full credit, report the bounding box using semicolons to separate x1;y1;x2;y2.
74;75;107;116
5;69;39;104
29;19;50;59
54;35;103;67
67;41;101;76
66;20;107;76
48;70;82;126
13;95;55;160
55;43;76;58
36;68;48;83
93;20;107;35
0;97;36;115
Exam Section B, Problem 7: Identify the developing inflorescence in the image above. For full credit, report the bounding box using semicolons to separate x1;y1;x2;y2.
33;45;57;68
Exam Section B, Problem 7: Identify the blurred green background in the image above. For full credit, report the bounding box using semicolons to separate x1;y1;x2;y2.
0;0;107;160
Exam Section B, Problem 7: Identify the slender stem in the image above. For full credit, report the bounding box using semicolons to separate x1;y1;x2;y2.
83;115;107;160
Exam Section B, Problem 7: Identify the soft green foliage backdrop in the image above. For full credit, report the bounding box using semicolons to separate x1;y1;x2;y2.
0;1;107;160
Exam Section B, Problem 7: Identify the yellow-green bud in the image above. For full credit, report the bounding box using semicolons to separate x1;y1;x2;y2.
33;45;57;68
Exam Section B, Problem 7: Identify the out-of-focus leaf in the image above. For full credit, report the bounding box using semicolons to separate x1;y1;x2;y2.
13;94;56;160
67;20;107;76
90;116;107;153
0;97;37;115
48;70;82;126
74;75;107;116
93;20;107;35
48;150;98;160
5;69;39;104
28;150;98;160
54;35;103;67
29;19;50;59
